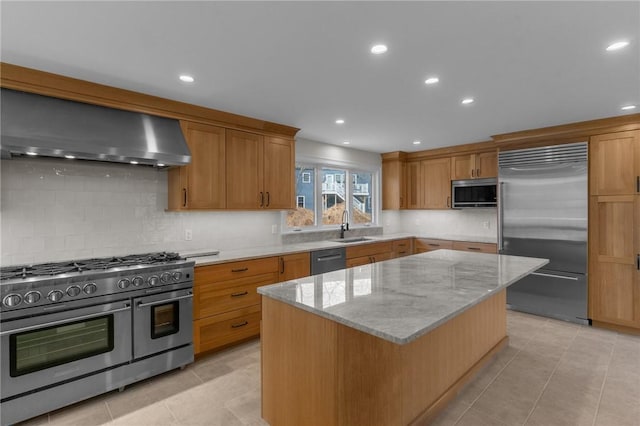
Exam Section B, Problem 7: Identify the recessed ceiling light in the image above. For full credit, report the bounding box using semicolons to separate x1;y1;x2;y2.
335;119;345;124
64;155;76;159
179;75;195;83
621;105;637;110
130;161;139;165
157;163;165;167
424;77;439;85
370;44;388;54
412;140;421;145
461;98;474;105
606;40;630;51
343;140;351;145
26;151;37;156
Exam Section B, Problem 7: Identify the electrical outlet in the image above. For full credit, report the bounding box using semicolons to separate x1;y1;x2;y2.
482;221;490;229
271;224;278;234
185;229;193;241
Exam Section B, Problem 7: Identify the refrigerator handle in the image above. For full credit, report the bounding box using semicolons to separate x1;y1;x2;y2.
498;182;504;252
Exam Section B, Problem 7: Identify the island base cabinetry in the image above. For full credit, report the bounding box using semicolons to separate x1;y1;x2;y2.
261;290;507;426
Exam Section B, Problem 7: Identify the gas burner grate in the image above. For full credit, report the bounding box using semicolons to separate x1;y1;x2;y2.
0;252;183;281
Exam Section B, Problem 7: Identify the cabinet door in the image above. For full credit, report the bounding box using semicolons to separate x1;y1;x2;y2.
226;130;264;209
382;158;406;210
279;252;311;281
422;158;451;209
414;238;453;253
589;195;640;328
451;155;473;180
168;122;226;209
406;161;422;209
263;136;295;209
590;130;640;195
476;152;497;178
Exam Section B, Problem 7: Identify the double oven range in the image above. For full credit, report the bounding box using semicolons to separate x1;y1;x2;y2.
0;252;195;426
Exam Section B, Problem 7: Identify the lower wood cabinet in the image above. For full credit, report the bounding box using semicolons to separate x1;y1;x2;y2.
346;241;394;267
392;238;413;258
451;241;498;254
279;252;310;281
193;257;279;355
414;239;454;253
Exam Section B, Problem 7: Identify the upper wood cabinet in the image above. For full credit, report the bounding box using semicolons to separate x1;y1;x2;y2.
590;130;640;196
406;161;422;209
382;152;407;210
226;130;295;210
168;122;226;210
422;157;451;209
451;151;497;180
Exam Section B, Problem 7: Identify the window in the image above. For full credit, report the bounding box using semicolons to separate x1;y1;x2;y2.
286;164;377;230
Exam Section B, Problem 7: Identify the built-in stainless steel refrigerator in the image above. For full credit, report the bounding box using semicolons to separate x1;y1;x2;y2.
498;142;588;324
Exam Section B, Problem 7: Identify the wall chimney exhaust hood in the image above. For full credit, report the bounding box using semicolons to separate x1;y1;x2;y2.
0;88;191;167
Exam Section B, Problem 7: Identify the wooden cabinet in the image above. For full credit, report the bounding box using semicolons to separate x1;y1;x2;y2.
414;239;454;253
589;130;640;333
279;252;310;281
346;241;394;267
589;196;640;329
406;161;422;209
392;238;412;258
168;122;226;210
422;158;451;209
451;151;497;180
590;130;640;196
193;257;279;354
451;241;497;254
226;130;295;210
382;152;407;210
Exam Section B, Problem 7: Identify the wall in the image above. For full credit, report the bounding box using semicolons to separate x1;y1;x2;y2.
0;158;281;265
382;209;497;241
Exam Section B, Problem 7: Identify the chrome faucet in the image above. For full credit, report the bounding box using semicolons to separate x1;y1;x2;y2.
340;209;350;239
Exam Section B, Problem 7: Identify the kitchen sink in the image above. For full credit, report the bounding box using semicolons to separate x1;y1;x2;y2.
331;237;372;243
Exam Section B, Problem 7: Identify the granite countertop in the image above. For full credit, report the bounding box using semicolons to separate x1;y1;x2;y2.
183;233;496;266
257;249;548;345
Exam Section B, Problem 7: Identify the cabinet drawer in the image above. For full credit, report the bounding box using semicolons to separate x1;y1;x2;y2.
346;241;393;259
194;272;277;319
346;252;394;267
414;239;453;253
452;241;497;254
194;305;261;354
195;257;279;284
392;239;412;257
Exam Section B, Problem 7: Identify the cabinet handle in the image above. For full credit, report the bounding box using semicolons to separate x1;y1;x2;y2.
428;243;440;247
637;176;639;193
280;257;285;274
182;188;187;207
467;247;481;251
400;196;403;207
231;321;249;329
471;169;475;178
637;254;639;271
231;291;249;297
231;267;249;273
259;192;264;207
447;196;451;208
266;191;270;207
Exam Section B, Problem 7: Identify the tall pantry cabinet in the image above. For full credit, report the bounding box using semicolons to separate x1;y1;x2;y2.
589;130;640;332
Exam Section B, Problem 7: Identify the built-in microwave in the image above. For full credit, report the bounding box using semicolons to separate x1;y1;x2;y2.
451;178;497;208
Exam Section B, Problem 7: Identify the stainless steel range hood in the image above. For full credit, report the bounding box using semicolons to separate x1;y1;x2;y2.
1;88;191;166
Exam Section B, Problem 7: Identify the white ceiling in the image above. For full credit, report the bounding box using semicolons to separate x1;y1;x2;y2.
1;1;639;153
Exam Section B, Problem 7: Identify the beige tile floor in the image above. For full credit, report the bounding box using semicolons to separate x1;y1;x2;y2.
18;311;640;426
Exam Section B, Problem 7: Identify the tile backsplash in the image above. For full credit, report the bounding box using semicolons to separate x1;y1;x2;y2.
0;158;281;265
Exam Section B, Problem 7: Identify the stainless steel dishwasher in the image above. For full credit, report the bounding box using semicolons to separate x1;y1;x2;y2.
310;247;347;275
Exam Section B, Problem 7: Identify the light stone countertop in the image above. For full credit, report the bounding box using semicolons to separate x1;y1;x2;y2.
257;249;547;345
182;232;496;266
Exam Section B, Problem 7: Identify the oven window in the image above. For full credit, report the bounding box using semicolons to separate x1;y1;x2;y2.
10;315;114;377
151;302;179;339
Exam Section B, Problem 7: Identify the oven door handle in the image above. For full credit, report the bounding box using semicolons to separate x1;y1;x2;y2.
0;304;131;336
136;293;193;309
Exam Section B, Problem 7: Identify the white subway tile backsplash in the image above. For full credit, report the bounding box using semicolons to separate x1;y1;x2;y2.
1;157;282;265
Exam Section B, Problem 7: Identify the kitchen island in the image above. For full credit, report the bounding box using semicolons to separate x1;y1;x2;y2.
258;250;547;426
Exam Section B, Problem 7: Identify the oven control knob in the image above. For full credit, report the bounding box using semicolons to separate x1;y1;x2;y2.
148;275;159;286
172;271;182;281
83;283;97;295
3;293;22;308
160;272;172;284
66;285;82;297
118;278;131;289
132;276;144;287
48;290;64;302
24;291;41;304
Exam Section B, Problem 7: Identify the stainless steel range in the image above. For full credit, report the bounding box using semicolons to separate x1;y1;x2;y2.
0;252;195;426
